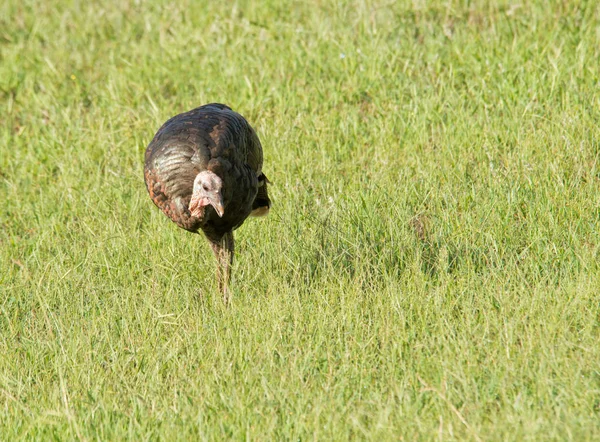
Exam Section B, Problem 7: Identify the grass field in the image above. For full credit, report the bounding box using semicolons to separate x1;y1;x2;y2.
1;0;600;439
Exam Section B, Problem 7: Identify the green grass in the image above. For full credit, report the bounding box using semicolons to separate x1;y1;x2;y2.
1;0;600;439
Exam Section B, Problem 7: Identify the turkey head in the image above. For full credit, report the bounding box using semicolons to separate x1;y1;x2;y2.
189;171;224;218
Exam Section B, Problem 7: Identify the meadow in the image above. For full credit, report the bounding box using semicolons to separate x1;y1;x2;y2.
1;0;600;439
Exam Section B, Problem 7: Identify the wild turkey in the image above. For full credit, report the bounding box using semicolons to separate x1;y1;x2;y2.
144;103;270;301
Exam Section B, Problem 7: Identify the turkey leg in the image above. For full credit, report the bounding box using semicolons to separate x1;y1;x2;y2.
210;231;234;303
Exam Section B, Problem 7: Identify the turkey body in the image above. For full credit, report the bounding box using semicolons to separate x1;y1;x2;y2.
144;103;270;300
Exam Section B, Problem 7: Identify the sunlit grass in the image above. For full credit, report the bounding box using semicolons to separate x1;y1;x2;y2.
1;0;600;439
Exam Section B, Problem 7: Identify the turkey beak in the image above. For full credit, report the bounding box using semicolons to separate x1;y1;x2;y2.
211;194;225;218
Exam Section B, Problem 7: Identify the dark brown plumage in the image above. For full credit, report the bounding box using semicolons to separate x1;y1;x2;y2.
144;103;270;301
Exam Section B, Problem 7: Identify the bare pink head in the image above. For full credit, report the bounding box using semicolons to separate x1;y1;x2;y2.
189;171;224;218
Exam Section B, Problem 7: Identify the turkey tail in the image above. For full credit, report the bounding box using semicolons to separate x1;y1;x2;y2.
251;173;270;217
